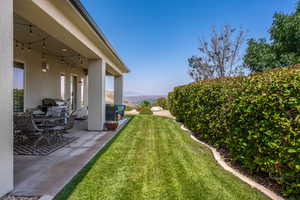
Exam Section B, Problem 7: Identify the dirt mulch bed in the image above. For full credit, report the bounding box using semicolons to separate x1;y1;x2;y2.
217;147;283;195
196;135;283;197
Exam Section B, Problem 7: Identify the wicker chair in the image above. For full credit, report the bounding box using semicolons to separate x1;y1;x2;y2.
14;113;49;146
65;112;76;131
53;111;77;136
14;112;66;147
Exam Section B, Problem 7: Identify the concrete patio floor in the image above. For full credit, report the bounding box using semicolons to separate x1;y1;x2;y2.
12;118;130;198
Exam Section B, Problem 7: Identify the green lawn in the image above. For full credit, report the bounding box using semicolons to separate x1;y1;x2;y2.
55;115;269;200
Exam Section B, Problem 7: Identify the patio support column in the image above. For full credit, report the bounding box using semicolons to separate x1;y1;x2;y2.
65;74;71;102
114;75;123;105
83;76;88;107
88;59;106;131
0;0;14;196
77;77;82;109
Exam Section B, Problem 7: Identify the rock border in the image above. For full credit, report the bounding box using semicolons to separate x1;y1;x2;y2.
179;124;285;200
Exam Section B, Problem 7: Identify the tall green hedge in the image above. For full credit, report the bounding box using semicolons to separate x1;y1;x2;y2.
168;66;300;198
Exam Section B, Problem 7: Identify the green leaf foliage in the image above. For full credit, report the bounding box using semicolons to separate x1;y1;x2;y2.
155;97;168;110
139;100;151;108
168;65;300;198
244;1;300;72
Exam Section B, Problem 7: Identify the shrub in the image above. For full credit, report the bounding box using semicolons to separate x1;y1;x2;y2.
139;107;153;115
139;100;151;108
168;65;300;198
136;106;143;112
155;97;168;110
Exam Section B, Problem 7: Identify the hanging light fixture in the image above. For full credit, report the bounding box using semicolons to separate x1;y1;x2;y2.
29;24;33;35
60;56;65;64
41;61;50;72
42;38;46;49
41;52;49;72
15;40;19;48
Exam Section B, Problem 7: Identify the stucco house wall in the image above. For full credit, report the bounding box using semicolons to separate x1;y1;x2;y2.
14;47;87;110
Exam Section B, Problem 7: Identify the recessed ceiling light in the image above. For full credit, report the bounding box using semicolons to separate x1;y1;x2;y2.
61;48;68;52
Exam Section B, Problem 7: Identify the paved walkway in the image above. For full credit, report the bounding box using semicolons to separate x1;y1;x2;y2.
126;109;174;119
153;110;174;118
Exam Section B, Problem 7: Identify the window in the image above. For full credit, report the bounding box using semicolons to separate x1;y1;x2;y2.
60;74;65;100
13;62;25;113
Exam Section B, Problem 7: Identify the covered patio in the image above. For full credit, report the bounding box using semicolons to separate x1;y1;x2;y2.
0;0;129;198
13;118;130;198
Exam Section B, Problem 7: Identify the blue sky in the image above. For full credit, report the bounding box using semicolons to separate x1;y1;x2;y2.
81;0;297;96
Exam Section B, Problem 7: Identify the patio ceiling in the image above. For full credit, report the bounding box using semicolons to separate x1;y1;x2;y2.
14;0;127;76
14;14;116;76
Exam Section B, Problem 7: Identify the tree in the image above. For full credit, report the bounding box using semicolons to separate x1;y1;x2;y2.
244;1;300;72
188;25;246;81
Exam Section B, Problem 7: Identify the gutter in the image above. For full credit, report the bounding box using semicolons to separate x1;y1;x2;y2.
69;0;130;73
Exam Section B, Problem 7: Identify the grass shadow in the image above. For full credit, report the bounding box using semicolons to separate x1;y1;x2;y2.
54;116;134;200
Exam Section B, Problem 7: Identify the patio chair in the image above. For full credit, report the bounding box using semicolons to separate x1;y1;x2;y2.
14;113;50;146
74;107;88;120
105;104;126;122
106;104;117;121
65;111;77;131
14;113;33;143
62;111;77;133
46;107;68;125
115;105;126;120
52;111;77;137
15;112;65;148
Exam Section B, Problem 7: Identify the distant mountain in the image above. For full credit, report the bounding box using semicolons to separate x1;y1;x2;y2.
106;91;167;107
125;95;166;105
106;91;137;107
